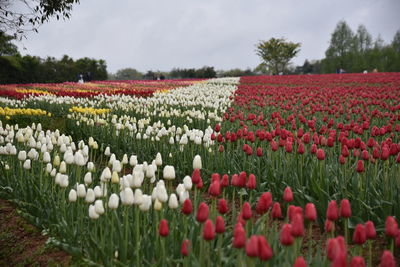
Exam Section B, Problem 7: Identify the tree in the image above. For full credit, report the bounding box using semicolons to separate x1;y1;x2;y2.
255;37;301;75
0;0;80;38
391;30;400;53
113;68;143;80
0;30;18;55
354;25;372;53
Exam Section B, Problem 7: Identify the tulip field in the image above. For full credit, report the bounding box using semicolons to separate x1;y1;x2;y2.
0;73;399;266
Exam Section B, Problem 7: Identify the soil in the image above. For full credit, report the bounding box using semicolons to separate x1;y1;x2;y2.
0;199;71;267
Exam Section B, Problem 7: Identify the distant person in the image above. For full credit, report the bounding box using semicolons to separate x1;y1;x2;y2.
373;68;378;73
363;70;368;74
78;74;84;84
85;72;92;82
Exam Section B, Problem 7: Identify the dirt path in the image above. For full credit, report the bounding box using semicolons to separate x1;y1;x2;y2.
0;199;71;267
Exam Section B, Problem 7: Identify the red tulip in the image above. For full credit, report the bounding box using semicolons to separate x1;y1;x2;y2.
246;174;256;189
245;235;259;257
316;148;325;160
256;192;272;214
291;213;304;237
196;202;209;223
191;169;201;184
297;142;305;154
356;160;364;173
215;216;225;233
271;202;282;219
233;223;246;248
257;235;273;261
231;174;239;186
325;219;333;233
238;171;247;187
327;200;339;221
385;216;398;237
283;186;293;202
215;124;221;132
159;219;169;237
256;147;263;157
339;155;346;164
294;256;307;267
203;219;215;241
208;180;221;197
196;178;203;189
280;224;294;246
340;199;351;218
182;198;193;215
365;221;376;239
380;250;396;267
349;256;366;267
242;202;252;220
352;224;366;245
217;198;228;214
181;239;190;256
305;203;317;221
221;174;229;187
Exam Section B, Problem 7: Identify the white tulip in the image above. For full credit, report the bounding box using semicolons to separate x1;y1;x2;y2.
168;193;179;209
85;188;95;203
59;161;67;173
163;165;175;180
94;185;102;198
18;150;27;161
60;174;69;188
23;159;31;170
43;151;51;163
87;162;95;172
89;205;100;219
100;167;112;181
139;195;152;211
183;176;193;190
74;151;86;166
84;172;92;185
94;200;105;215
108;193;119;210
193;155;202;170
121;187;134;205
112;160;122;173
129;155;138;166
77;184;86;198
68;189;77;202
133;189;143;205
154;198;162;211
157;185;168;203
45;163;52;173
155;152;162;166
53;155;60;166
104;146;111;156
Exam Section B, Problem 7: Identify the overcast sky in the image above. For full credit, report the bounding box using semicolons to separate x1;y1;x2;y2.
15;0;400;73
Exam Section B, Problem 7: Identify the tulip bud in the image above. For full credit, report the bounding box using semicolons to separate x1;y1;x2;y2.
327;200;339;221
233;223;246;248
215;216;225;234
94;200;105;215
271;202;282;219
154;152;162;167
59;161;67;173
43;151;51;163
218;198;228;214
100;167;112;181
193;154;202;170
203;219;215;241
365;221;376;239
340;199;352;218
104;146;111;156
134;189;143;205
183;176;192;190
129;155;138;166
163;165;176;180
385;216;398;237
89;204;100;219
108;193;119;210
246;235;259;257
349;256;366;267
139;195;152;211
68;189;77;202
246;174;256;189
181;239;190;257
18;150;27;161
325;220;333;233
77;184;86;198
168;193;179;209
242;202;252;220
53;155;60;166
23;159;31;170
121;187;134;205
257;235;273;261
196;202;209;222
380;250;395;267
60;174;69;188
283;186;293;202
316;148;325;160
159;219;169;237
280;224;294;246
305;203;317;221
182;198;193;215
291;213;304;237
208;180;221;197
356;160;364;173
352;224;366;245
294;256;307;267
87;162;95;172
85;188;95;203
191;169;201;184
84;172;92;185
154;199;163;211
94;185;103;198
